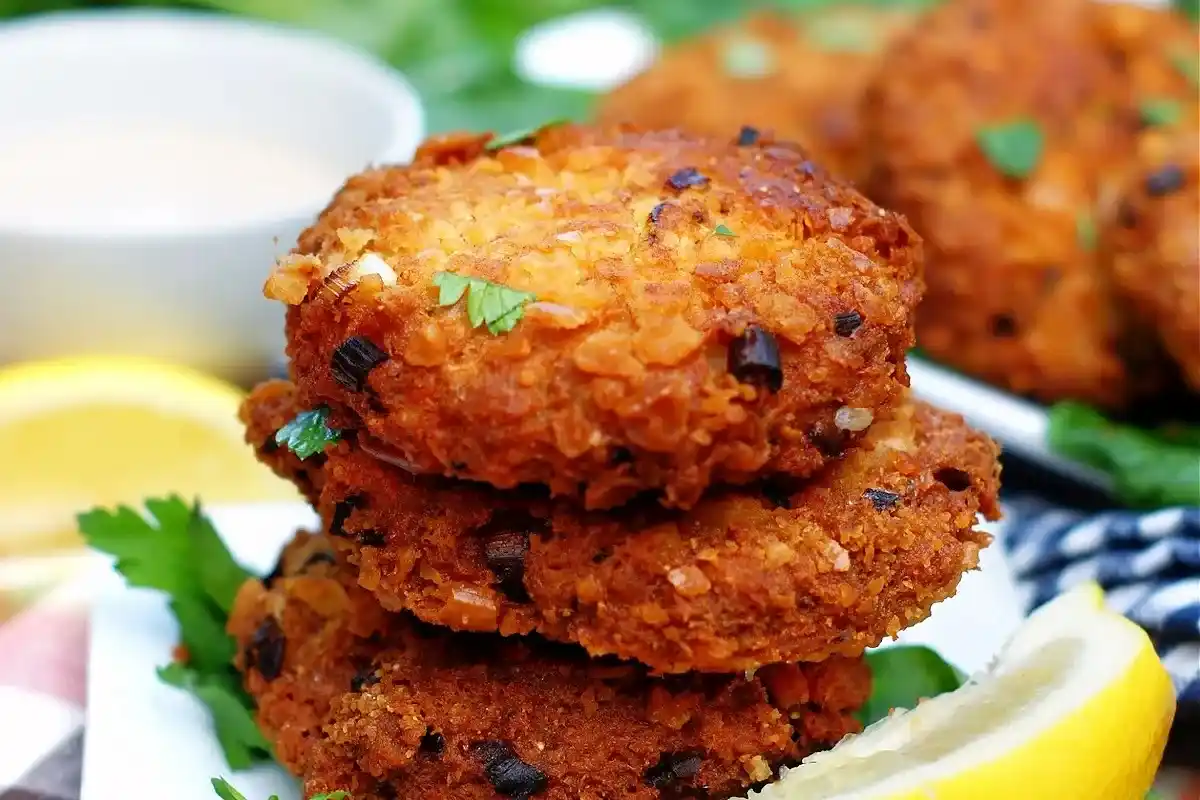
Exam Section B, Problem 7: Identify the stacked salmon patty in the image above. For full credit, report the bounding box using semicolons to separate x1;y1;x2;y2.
233;125;1001;800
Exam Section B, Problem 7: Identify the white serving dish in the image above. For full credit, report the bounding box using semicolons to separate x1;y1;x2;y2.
0;10;424;383
907;356;1111;491
82;502;1023;800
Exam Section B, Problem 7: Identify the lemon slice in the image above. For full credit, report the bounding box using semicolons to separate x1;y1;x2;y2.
0;357;298;555
744;583;1176;800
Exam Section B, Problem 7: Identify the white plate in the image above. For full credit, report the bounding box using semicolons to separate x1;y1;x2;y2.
82;502;1024;800
908;356;1111;491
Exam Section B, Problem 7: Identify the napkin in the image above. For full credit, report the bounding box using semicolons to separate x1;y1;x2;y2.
1004;498;1200;707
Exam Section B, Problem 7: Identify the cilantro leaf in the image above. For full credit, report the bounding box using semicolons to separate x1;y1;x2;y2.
486;119;566;151
1076;211;1097;251
858;645;964;726
274;407;341;460
714;224;736;237
1048;402;1200;508
161;664;272;770
432;271;535;335
1140;98;1183;128
79;498;270;771
976;119;1043;179
1173;0;1198;22
722;36;774;79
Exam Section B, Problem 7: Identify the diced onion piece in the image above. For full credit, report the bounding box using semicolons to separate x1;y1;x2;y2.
834;406;873;432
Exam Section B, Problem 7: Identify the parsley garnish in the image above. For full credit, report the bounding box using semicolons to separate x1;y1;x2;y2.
274;407;341;460
714;224;736;237
976;119;1043;179
432;271;536;334
486;120;566;151
1172;0;1198;22
722;37;774;79
1170;50;1199;87
212;777;348;800
1140;98;1183;128
1076;212;1097;251
79;498;271;770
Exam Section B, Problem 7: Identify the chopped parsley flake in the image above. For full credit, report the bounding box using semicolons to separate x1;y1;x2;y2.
1140;98;1183;128
976;119;1043;179
1170;50;1199;87
274;407;341;460
1076;212;1097;251
486;120;566;151
722;37;774;79
714;224;737;237
433;271;536;334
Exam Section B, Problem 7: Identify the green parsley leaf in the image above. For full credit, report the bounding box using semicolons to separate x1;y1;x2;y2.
80;498;271;770
714;224;736;237
212;777;250;800
1171;49;1199;87
1075;211;1097;251
976;119;1044;179
858;645;964;726
211;777;349;800
722;36;775;79
432;271;535;335
486;119;566;151
274;407;341;460
1172;0;1198;22
1140;98;1183;128
160;664;271;770
1048;402;1200;508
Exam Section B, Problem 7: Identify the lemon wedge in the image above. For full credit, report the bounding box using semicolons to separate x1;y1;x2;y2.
744;582;1176;800
0;357;298;555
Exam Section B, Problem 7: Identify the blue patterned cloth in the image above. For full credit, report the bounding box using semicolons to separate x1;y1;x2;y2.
1004;498;1200;707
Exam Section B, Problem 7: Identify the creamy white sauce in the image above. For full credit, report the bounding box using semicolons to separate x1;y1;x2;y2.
0;120;348;231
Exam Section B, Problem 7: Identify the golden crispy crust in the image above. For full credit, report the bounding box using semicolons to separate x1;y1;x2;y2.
279;124;922;509
1103;108;1200;391
598;7;928;184
864;0;1194;407
230;543;869;800
244;382;999;673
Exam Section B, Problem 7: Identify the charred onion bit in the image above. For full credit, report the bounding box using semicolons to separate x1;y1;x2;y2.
728;325;784;392
420;729;446;755
649;202;671;226
483;530;532;603
330;495;367;538
1145;164;1185;197
643;750;704;790
863;488;901;511
471;740;548;799
330;335;389;392
358;530;387;547
246;618;286;682
833;310;863;337
736;125;761;146
666;167;709;191
350;667;381;692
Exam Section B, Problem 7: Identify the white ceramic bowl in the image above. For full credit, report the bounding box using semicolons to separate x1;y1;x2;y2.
0;10;424;382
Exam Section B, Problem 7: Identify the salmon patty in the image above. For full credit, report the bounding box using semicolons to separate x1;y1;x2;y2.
231;539;869;800
268;124;922;509
243;381;999;673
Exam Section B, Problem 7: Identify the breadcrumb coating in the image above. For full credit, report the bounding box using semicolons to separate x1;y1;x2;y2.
864;0;1195;406
1103;106;1200;391
231;540;869;800
275;124;922;509
598;5;930;184
243;381;999;673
